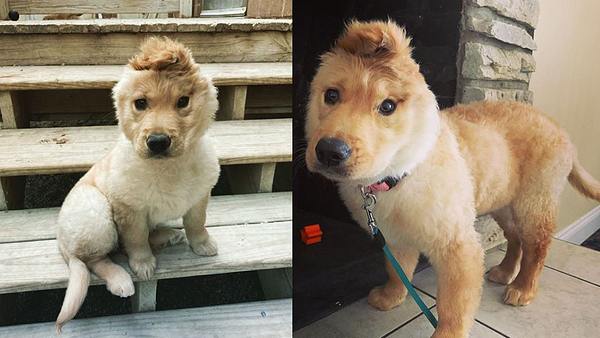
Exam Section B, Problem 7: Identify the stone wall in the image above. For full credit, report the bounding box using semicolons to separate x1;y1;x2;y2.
458;0;540;249
456;0;539;103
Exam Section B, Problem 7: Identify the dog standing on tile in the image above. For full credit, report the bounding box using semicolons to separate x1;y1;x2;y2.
304;20;600;337
56;37;220;331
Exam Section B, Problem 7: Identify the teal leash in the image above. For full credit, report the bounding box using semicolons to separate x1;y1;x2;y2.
360;187;438;328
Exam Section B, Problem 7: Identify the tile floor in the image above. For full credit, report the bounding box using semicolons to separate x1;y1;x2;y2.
295;239;600;338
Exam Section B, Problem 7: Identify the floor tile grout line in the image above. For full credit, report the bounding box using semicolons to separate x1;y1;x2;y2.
475;319;511;338
380;304;437;338
414;285;436;300
543;265;600;288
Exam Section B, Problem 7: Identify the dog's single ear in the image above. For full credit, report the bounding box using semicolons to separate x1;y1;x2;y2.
129;36;195;72
336;20;412;58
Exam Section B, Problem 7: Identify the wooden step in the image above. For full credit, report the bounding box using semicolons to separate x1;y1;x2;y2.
0;298;292;337
0;217;291;293
0;18;292;65
0;63;292;91
0;191;291;244
0;118;291;176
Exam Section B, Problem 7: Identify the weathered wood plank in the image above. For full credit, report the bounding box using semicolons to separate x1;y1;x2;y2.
0;17;291;33
0;192;291;244
0;118;292;176
0;63;292;90
0;31;291;65
0;221;291;294
7;0;180;14
0;299;291;337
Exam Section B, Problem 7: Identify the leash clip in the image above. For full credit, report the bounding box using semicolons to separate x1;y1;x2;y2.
359;185;378;236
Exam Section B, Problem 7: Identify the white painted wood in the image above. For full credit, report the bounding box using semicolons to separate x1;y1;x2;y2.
199;7;246;17
0;192;291;244
0;299;292;337
0;221;291;294
132;280;157;312
0;119;292;176
555;205;600;244
0;63;292;90
7;0;180;14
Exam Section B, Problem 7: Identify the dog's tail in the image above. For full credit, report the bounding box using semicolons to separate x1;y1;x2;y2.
569;156;600;201
55;256;90;334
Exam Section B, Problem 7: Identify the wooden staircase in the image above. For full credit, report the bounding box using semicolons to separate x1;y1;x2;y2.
0;7;291;336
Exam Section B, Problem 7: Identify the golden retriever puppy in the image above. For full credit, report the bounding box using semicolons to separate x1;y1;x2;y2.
304;20;600;337
55;37;220;331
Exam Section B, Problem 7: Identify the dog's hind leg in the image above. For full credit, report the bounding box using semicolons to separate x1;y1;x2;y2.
368;245;419;311
487;207;522;285
88;257;135;298
504;197;556;306
149;227;186;250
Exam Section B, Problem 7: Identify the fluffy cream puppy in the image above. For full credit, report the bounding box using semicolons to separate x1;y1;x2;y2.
305;21;600;338
55;37;220;331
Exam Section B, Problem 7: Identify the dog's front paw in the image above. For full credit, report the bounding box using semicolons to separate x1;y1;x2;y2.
504;283;535;306
189;236;218;256
367;285;407;311
106;273;135;298
129;255;156;280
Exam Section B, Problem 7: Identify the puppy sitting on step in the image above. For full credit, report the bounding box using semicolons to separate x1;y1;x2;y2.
56;37;220;331
305;21;600;337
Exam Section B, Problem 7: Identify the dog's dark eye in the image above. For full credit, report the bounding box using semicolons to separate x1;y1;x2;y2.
379;99;396;115
134;98;147;111
324;88;340;105
177;96;190;108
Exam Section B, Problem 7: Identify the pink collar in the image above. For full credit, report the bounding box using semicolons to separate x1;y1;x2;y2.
364;173;409;193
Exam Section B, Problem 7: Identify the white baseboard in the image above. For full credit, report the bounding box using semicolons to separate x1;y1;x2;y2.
555;205;600;244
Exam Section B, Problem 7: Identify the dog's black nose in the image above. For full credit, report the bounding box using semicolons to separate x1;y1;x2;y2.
146;134;171;154
316;137;352;167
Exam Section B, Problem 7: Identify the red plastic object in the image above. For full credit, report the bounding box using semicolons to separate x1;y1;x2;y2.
301;224;323;245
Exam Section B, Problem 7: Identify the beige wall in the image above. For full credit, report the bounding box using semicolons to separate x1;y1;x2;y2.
530;0;600;230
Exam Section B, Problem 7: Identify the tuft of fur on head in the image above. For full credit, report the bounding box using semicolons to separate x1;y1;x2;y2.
305;20;440;182
336;20;413;59
129;36;196;73
112;36;218;159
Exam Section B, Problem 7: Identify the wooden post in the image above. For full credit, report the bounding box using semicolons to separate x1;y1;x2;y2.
227;163;276;193
247;0;292;18
179;0;193;18
0;0;8;20
0;91;27;210
217;86;248;121
192;0;203;17
0;91;26;129
132;280;157;312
